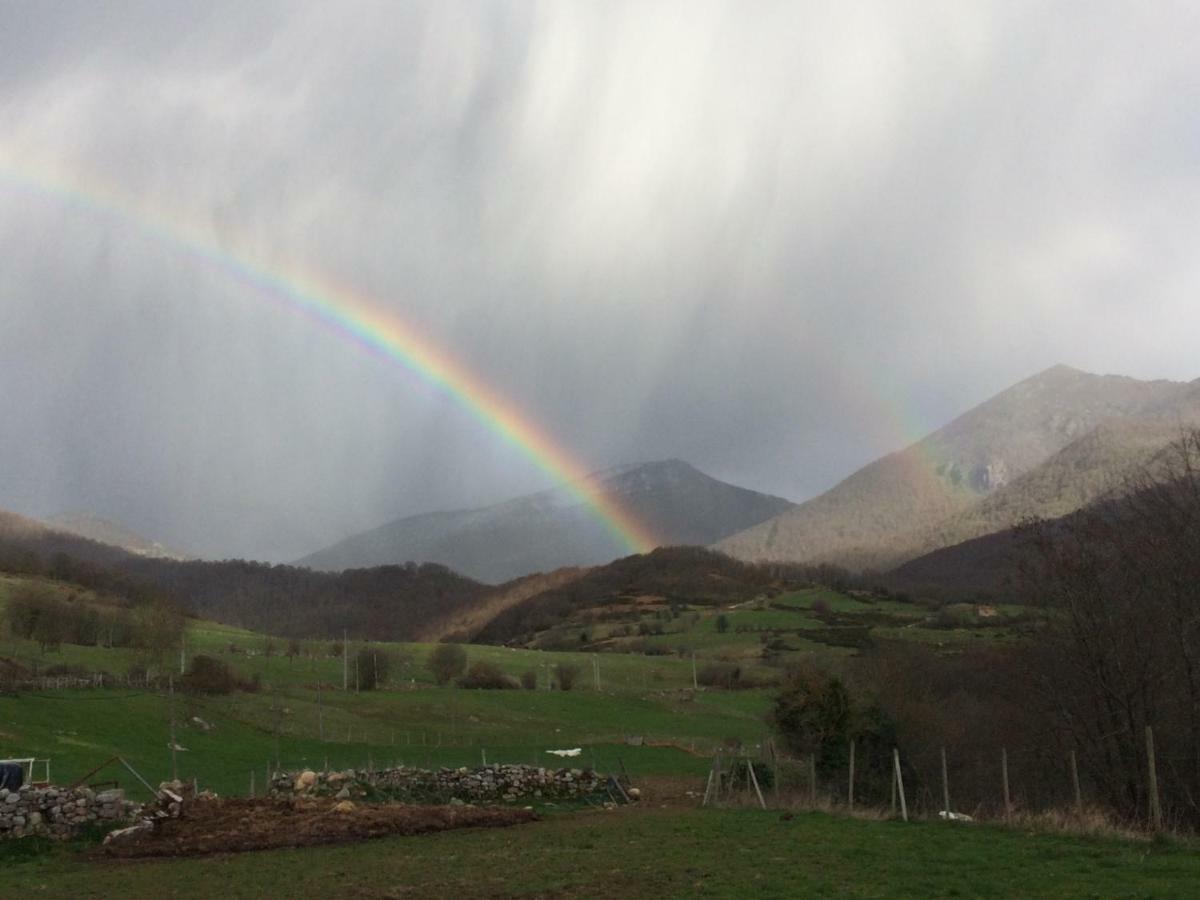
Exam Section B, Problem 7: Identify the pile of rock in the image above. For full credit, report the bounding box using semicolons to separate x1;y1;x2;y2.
0;785;141;840
271;764;605;804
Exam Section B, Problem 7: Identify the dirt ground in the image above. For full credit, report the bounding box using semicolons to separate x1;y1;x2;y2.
99;798;538;858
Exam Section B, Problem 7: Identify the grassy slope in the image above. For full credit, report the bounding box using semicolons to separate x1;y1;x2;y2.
7;807;1199;898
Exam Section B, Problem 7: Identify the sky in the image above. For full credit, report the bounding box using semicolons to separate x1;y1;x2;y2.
1;1;1198;561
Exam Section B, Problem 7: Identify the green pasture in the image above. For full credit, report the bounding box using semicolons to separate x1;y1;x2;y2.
7;806;1198;898
0;677;771;801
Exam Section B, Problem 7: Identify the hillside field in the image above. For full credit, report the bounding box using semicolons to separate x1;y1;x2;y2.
0;573;1035;802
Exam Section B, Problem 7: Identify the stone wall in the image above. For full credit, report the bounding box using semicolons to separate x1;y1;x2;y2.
0;785;141;840
270;764;604;804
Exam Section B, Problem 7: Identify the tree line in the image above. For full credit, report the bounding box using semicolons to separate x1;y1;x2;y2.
4;581;183;655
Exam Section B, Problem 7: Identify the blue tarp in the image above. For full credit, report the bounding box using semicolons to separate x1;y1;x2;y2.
0;763;23;791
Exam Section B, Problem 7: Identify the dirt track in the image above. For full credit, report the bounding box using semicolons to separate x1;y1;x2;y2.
100;798;537;858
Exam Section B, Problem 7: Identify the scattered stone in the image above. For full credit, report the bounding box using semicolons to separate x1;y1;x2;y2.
333;800;356;813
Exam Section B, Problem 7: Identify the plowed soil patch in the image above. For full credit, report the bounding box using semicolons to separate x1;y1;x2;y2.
101;798;537;858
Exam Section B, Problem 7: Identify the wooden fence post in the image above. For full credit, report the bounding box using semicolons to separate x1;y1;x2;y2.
1069;749;1082;814
847;739;856;812
168;675;178;782
940;746;950;816
893;748;908;822
317;679;325;742
809;755;817;806
1001;747;1011;822
1146;726;1162;830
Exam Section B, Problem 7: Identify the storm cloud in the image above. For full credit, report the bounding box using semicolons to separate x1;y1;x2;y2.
2;1;1197;560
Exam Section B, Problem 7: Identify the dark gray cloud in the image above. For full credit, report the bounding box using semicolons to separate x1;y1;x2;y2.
1;1;1197;560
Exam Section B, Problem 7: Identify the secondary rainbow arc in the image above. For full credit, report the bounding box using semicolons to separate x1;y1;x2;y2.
0;155;658;555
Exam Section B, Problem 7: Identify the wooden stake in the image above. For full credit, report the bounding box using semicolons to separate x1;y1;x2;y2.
691;652;698;690
848;739;856;812
1146;725;1162;830
809;755;817;805
1001;747;1011;822
249;770;255;798
343;629;348;691
1069;749;1082;813
893;748;908;822
940;746;950;815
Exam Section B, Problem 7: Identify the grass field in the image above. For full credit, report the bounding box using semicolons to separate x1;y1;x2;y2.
5;805;1198;898
0;572;1014;805
0;681;773;800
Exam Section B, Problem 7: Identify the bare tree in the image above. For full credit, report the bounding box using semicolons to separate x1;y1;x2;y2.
1020;429;1200;824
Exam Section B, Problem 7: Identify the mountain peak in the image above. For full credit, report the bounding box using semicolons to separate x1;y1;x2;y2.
1032;363;1087;380
298;461;793;582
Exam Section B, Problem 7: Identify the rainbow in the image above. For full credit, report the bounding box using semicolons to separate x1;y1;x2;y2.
0;154;659;554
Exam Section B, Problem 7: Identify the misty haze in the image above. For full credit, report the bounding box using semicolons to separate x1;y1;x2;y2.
2;2;1199;895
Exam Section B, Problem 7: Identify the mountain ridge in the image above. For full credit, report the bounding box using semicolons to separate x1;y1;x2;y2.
716;365;1194;570
297;459;795;583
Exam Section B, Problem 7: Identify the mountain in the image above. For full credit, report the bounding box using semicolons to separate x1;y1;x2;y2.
879;388;1200;567
716;366;1195;570
0;507;135;571
297;459;795;583
885;425;1200;601
0;504;494;641
47;514;189;561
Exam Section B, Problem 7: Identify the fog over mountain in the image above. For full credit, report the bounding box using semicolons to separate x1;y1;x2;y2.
2;3;1198;561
